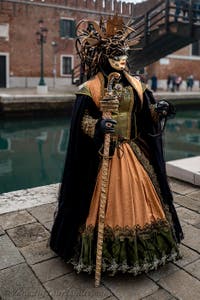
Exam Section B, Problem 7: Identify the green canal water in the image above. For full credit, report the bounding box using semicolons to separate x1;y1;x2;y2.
0;106;200;193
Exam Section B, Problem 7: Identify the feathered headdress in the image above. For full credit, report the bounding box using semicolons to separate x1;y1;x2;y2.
76;15;139;79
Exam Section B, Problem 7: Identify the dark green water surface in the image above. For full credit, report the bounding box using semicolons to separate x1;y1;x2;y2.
0;105;199;193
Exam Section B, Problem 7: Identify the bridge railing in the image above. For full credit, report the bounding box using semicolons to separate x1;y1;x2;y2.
130;0;200;47
71;0;200;84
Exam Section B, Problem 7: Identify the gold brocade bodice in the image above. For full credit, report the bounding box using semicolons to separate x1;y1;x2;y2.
111;85;134;140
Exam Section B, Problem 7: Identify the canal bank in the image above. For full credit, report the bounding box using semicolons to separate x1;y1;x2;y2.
0;86;77;116
0;86;200;115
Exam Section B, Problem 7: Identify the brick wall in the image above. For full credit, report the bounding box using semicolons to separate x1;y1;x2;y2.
0;0;134;85
133;0;161;16
148;56;200;81
0;0;199;87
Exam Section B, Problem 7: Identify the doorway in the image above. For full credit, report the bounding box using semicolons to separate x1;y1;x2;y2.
0;55;6;87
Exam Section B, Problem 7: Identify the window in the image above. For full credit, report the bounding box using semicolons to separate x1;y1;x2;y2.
192;41;200;56
60;19;76;38
0;24;9;40
61;56;73;76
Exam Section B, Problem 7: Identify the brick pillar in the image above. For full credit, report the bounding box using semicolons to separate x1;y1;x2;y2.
95;0;103;11
114;0;122;14
105;0;112;13
86;0;95;10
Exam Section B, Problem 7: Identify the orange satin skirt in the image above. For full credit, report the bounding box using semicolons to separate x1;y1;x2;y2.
86;142;167;230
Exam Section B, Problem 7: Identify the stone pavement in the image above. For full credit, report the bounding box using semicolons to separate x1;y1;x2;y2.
0;178;200;300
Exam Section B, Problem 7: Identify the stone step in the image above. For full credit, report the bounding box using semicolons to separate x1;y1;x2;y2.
167;156;200;186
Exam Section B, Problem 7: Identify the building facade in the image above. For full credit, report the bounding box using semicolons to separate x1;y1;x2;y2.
0;0;200;89
146;44;200;90
0;0;133;88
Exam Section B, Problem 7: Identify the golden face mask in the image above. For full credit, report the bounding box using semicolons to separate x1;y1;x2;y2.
108;55;128;71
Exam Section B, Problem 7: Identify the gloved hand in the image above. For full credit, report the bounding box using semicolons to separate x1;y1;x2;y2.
155;100;176;118
99;118;117;134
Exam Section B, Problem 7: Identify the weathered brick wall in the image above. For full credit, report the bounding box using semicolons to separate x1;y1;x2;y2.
0;0;134;79
0;0;199;84
148;56;200;81
133;0;161;16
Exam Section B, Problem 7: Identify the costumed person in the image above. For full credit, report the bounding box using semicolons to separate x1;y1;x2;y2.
50;15;183;286
151;74;158;92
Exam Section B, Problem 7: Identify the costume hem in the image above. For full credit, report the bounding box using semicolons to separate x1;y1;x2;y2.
68;222;181;276
69;249;181;275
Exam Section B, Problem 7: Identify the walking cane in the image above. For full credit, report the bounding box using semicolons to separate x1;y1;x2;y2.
95;72;120;287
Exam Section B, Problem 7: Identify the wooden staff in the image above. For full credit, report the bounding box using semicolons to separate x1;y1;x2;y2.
95;72;120;287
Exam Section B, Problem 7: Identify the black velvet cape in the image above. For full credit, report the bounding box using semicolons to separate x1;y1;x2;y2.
50;87;183;261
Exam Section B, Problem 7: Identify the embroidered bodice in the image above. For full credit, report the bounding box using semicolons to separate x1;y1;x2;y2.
111;85;134;140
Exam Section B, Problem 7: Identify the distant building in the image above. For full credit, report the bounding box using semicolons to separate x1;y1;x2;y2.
0;0;200;89
134;0;200;90
146;43;200;90
0;0;133;88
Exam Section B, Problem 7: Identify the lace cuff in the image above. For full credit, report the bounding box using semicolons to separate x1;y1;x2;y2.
81;110;98;138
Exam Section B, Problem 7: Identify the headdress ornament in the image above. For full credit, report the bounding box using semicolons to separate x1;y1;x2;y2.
76;15;139;79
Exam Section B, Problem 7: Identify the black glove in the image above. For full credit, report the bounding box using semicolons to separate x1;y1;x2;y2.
94;118;117;156
99;118;117;134
155;100;176;118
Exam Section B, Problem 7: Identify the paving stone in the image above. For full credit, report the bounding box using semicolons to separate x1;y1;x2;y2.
0;210;36;230
0;184;58;214
194;222;200;229
28;203;56;224
102;274;158;300
20;240;56;265
44;272;111;300
0;263;50;300
184;259;200;280
174;244;200;267
181;224;200;252
0;235;24;270
169;178;198;195
189;190;200;201
174;194;200;213
142;288;175;300
43;220;53;231
176;206;200;226
147;263;179;282
0;225;5;236
7;222;50;248
158;269;200;299
31;257;73;283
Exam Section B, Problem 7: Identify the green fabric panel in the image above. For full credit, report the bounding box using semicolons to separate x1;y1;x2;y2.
71;225;181;275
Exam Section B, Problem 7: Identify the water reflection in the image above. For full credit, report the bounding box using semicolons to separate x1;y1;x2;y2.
164;109;200;161
0;116;70;193
0;107;199;193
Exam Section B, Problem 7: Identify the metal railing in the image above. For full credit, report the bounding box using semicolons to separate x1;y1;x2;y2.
130;0;200;46
71;0;200;84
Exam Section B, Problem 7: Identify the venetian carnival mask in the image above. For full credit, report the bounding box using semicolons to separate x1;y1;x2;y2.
108;55;128;71
76;15;139;79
